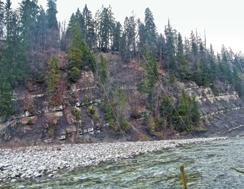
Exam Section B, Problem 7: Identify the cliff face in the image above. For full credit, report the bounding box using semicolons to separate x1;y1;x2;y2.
0;54;243;146
0;70;104;145
183;82;244;136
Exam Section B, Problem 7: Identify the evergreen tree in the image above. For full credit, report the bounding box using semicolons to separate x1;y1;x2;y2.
0;0;4;38
47;0;58;29
19;0;39;50
190;31;199;63
5;0;12;37
0;1;26;118
97;6;114;52
46;0;59;48
144;8;157;52
198;41;211;86
114;87;129;131
19;0;40;71
164;20;176;73
177;33;184;58
0;79;13;119
208;45;217;83
111;21;121;52
67;9;84;45
67;24;95;82
47;56;60;92
4;3;26;82
138;19;146;56
123;15;136;57
160;96;175;128
36;7;48;51
143;45;158;93
119;32;130;62
176;33;189;80
156;34;166;63
83;5;96;49
67;25;83;82
97;54;108;85
219;47;232;82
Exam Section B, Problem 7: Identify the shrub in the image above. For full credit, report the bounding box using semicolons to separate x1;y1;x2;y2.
47;56;60;92
120;118;130;131
27;117;33;125
68;66;80;82
35;71;45;84
147;115;156;133
104;102;115;128
47;123;55;137
0;81;13;119
97;55;108;85
159;92;200;133
71;108;81;121
87;105;95;115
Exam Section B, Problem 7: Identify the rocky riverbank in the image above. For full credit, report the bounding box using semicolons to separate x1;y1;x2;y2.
0;137;226;183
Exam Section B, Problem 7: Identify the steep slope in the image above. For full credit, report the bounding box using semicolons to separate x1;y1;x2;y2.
183;82;244;136
0;53;243;146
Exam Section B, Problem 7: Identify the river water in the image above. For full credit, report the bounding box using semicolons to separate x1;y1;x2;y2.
5;137;244;189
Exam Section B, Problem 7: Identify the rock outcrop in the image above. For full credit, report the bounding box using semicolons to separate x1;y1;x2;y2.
182;82;244;136
0;54;243;145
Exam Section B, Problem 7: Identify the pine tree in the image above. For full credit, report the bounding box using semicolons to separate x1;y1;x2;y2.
111;21;121;52
67;24;95;82
198;41;211;86
176;33;189;80
97;6;114;52
190;31;198;59
119;32;129;62
83;5;96;49
0;1;26;118
66;9;86;48
97;54;108;85
218;47;231;83
138;19;146;57
0;79;13;119
156;34;166;64
164;20;176;73
48;56;60;92
143;45;158;93
19;0;40;71
114;87;129;131
144;8;157;53
160;96;175;128
36;7;48;51
47;0;58;29
5;0;12;37
177;33;184;58
67;25;83;82
46;0;59;49
123;15;137;58
207;44;217;83
19;0;39;50
0;0;4;38
4;2;26;82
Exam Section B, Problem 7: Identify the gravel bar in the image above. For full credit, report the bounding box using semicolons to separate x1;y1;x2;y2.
0;137;226;183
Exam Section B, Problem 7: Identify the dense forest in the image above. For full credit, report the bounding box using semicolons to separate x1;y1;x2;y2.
0;0;244;135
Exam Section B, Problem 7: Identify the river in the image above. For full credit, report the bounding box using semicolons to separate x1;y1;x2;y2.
3;137;244;189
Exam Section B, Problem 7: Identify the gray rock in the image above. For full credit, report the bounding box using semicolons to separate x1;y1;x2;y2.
0;137;226;183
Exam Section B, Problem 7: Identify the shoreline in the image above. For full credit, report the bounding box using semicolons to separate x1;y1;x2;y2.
0;137;226;183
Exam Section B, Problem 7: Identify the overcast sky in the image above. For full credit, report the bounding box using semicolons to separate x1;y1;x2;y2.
13;0;244;53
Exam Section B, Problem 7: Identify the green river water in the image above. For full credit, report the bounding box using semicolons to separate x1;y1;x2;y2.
4;137;244;189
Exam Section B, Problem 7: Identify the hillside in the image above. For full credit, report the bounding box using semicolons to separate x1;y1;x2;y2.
0;1;244;146
0;52;243;146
